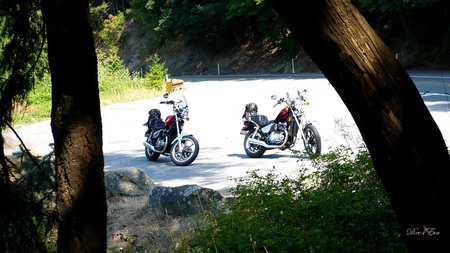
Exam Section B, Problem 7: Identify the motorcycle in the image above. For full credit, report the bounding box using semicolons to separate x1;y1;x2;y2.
143;92;199;166
240;89;321;158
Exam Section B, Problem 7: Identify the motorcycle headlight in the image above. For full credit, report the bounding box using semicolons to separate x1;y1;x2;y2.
182;107;189;119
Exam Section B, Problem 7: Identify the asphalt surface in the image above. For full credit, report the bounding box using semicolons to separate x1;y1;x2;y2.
5;74;450;195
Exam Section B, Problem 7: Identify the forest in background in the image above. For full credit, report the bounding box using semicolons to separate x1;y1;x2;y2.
90;0;450;76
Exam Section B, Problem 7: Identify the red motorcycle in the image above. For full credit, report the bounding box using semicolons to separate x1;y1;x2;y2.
240;89;321;157
143;92;199;166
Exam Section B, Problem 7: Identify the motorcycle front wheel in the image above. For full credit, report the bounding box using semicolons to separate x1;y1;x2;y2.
303;124;321;156
244;129;266;158
170;135;200;166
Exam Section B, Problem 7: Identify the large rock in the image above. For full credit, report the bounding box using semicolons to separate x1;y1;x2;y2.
149;184;223;216
104;167;155;199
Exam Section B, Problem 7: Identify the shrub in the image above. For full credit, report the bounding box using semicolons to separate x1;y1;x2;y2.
144;54;168;90
181;147;407;253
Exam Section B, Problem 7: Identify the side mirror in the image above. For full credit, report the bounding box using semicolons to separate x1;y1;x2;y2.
271;95;277;100
163;92;169;99
297;89;307;95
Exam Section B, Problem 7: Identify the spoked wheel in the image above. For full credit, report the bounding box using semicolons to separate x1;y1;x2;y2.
303;124;321;157
170;135;200;166
243;129;266;158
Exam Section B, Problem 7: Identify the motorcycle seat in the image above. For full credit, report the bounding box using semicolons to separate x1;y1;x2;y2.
250;115;271;126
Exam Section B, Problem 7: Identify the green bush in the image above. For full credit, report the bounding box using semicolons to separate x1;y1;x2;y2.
12;51;163;125
182;147;407;253
144;54;168;90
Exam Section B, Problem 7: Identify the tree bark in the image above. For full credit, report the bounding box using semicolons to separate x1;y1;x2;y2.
270;0;450;252
41;0;106;252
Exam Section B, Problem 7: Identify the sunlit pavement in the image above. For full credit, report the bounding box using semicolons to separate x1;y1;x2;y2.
6;75;450;194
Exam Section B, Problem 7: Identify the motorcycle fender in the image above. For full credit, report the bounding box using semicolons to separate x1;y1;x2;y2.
171;133;193;145
240;121;255;135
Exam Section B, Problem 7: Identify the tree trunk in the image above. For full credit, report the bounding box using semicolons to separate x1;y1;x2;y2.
41;0;107;252
270;0;450;251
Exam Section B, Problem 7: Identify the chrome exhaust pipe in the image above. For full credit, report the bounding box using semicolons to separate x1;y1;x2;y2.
143;141;163;153
247;138;282;149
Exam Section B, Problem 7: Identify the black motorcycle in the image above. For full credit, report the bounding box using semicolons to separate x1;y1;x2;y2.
143;92;199;166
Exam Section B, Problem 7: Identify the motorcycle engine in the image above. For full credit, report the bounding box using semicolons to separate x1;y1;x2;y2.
268;131;285;144
155;137;166;148
151;129;166;149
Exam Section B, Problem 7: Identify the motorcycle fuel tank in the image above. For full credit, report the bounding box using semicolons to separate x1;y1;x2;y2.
275;107;289;123
164;115;175;128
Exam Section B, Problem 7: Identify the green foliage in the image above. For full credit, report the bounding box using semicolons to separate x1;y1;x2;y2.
128;0;162;46
89;0;450;64
90;2;111;34
97;50;136;94
182;147;407;253
0;0;47;127
12;50;163;125
157;0;229;44
226;0;299;53
83;0;450;68
12;74;53;123
144;54;168;89
1;148;58;253
151;0;298;51
357;0;443;13
93;9;126;54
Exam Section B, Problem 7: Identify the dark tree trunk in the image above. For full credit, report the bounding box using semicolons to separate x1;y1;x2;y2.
270;0;450;252
41;0;106;252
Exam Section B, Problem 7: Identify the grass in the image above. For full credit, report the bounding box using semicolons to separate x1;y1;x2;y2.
106;196;198;253
100;87;163;107
12;87;163;127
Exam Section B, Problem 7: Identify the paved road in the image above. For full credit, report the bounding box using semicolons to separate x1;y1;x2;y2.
5;73;450;195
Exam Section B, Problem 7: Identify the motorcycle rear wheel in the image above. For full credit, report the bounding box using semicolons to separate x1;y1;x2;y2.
145;147;161;161
303;124;321;156
170;135;200;166
244;129;266;158
145;138;161;161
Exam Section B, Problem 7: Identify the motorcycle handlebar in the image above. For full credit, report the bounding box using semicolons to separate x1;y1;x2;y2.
273;98;285;108
160;100;175;105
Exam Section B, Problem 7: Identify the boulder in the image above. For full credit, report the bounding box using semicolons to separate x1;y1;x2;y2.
149;184;223;216
104;167;155;199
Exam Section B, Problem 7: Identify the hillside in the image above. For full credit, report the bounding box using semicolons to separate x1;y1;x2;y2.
118;19;447;77
118;19;318;76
